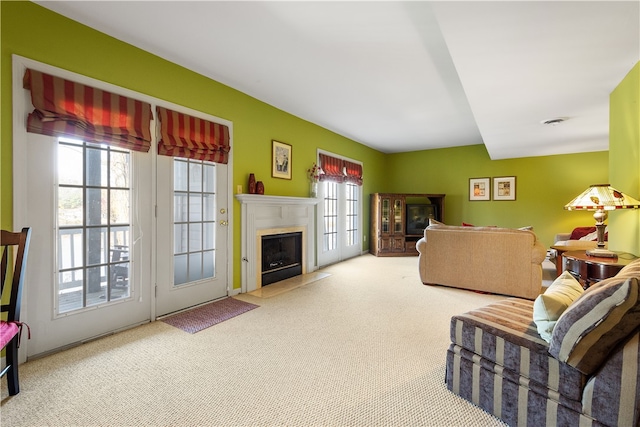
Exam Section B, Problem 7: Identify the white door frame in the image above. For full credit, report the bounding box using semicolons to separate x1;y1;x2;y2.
315;150;363;267
12;55;233;359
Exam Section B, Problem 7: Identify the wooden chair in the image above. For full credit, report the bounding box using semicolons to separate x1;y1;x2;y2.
1;227;31;396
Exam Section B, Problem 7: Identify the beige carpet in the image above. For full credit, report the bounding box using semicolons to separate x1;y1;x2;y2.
1;254;509;426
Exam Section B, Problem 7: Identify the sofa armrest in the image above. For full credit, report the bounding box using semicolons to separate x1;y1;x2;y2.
532;240;547;264
581;331;640;427
554;232;571;243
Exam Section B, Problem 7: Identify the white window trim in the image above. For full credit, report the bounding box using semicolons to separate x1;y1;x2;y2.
315;149;364;267
11;55;234;355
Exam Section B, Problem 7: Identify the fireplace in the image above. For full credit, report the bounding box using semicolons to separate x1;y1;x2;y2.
236;194;319;293
261;232;303;286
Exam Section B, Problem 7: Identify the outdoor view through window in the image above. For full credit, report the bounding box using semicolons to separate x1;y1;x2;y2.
57;137;131;314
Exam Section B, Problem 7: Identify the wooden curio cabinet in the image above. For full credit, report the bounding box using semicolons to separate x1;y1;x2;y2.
370;193;445;256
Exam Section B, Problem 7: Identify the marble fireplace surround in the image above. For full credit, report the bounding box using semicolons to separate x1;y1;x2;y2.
236;194;319;293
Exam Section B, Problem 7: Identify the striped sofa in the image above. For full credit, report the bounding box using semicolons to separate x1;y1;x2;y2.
446;258;640;427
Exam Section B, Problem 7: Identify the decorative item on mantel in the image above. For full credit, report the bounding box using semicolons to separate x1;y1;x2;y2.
256;181;264;195
307;162;320;198
248;173;256;194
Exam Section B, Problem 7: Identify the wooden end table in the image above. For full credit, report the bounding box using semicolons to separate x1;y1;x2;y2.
551;242;600;277
562;250;638;288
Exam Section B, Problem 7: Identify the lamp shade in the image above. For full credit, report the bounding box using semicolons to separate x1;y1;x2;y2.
564;184;640;211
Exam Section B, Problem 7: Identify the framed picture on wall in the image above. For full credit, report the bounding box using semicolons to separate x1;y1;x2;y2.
272;140;292;180
469;177;490;201
493;176;516;201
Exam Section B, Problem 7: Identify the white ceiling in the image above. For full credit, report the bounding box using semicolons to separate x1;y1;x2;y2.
34;1;640;159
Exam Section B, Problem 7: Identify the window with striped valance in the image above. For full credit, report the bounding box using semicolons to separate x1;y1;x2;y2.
22;69;153;152
156;107;231;164
319;153;345;183
319;153;363;186
344;160;363;185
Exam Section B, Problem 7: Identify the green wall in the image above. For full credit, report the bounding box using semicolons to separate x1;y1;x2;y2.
609;61;640;255
386;145;608;247
1;2;634;297
0;2;385;290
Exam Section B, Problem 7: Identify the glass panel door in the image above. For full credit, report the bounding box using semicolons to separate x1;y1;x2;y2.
156;156;229;317
317;180;362;267
57;139;132;313
23;134;152;358
393;199;403;233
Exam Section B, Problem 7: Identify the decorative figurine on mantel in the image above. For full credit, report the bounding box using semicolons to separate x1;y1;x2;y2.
307;162;320;198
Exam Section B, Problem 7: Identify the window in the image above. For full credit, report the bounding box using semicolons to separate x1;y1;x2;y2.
57;137;131;314
346;183;358;246
317;152;362;261
173;158;217;285
323;181;338;252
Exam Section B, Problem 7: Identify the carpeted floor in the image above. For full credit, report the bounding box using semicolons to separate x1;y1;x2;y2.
1;254;509;426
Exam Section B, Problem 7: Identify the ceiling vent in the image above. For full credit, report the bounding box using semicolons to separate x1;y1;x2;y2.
541;117;567;126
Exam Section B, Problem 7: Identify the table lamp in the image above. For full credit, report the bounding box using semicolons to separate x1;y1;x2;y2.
564;184;640;258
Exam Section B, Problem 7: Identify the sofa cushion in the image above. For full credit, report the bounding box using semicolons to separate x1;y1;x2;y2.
428;218;444;226
533;271;584;342
568;226;608;241
450;298;587;401
549;258;640;374
569;226;596;240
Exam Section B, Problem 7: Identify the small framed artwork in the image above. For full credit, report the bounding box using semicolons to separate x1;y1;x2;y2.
469;177;490;201
493;176;516;201
272;140;292;180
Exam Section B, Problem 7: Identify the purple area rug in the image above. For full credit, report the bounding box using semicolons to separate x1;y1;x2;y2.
161;298;259;333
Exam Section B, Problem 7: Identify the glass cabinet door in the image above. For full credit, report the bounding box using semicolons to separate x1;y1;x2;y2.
381;198;390;233
393;199;403;233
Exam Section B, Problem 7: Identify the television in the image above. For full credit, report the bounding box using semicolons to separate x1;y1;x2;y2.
406;204;436;235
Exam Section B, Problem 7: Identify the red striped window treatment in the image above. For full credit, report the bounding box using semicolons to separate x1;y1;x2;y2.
156;107;230;164
344;160;363;185
319;153;345;183
318;153;363;186
23;69;153;152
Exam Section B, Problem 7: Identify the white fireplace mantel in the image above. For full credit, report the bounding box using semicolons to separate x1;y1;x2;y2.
236;194;320;293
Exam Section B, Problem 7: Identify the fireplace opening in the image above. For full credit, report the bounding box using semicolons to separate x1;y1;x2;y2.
261;232;303;286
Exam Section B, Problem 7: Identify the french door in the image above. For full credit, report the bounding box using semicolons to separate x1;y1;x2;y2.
155;156;229;317
317;180;362;267
13;57;231;358
20;134;153;357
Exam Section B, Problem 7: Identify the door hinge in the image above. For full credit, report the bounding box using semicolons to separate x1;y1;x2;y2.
155;285;157;297
155;205;157;217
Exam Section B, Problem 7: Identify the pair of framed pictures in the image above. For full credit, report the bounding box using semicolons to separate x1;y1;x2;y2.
469;176;516;201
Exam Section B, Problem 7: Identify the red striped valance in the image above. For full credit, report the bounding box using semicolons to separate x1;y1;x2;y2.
157;107;230;164
23;69;152;152
319;153;345;183
319;153;363;186
344;160;363;185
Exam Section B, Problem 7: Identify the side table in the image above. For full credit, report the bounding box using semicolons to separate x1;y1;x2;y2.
562;250;638;288
550;241;600;277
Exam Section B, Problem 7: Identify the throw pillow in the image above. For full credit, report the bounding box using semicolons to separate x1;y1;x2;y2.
533;271;584;342
569;226;597;240
549;265;640;375
429;218;444;226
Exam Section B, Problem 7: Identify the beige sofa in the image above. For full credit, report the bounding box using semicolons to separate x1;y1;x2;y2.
416;223;547;299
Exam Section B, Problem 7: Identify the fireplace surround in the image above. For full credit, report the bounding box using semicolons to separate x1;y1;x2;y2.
236;194;319;293
261;231;303;286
